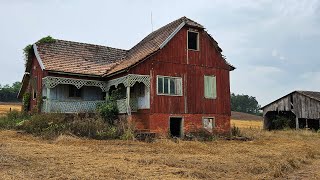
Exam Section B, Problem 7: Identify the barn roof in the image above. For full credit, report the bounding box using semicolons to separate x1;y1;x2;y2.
29;16;234;77
261;90;320;109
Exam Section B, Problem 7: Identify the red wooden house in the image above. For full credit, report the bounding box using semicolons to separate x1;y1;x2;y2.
18;17;235;136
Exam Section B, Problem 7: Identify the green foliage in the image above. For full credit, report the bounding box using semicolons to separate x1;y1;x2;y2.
23;36;55;67
231;93;261;115
270;115;292;130
36;94;43;113
185;128;216;141
0;110;29;129
22;93;31;112
96;90;120;125
231;125;242;137
0;81;22;102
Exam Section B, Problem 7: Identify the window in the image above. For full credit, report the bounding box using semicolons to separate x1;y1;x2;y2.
202;117;215;132
188;31;199;50
157;76;182;96
68;85;82;98
204;75;217;99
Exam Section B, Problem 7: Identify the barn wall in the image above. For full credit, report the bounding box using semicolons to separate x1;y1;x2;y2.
293;93;320;119
262;94;292;117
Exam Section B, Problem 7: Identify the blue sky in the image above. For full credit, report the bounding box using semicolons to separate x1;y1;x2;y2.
0;0;319;106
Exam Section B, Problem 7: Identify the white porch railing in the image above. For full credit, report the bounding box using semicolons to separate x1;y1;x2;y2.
116;98;138;114
42;100;105;113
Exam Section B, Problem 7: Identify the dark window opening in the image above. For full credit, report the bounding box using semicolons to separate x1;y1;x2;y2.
68;85;82;98
33;89;37;99
188;31;199;50
170;117;182;138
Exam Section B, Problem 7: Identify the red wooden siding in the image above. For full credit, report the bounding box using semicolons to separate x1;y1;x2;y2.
129;26;231;116
29;55;44;111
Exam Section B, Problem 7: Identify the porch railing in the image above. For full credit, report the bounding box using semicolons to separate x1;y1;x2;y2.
42;99;138;114
116;98;138;114
42;100;105;113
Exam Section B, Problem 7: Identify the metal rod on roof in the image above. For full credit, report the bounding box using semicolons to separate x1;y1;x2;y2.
151;11;154;32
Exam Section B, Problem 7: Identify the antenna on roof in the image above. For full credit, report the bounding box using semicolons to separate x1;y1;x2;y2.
151;12;154;32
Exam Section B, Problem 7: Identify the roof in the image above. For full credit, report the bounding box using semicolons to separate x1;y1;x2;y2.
296;91;320;102
35;40;127;76
29;16;234;77
261;90;320;109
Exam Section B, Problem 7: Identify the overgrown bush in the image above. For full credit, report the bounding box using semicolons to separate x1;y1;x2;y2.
270;115;292;130
22;93;31;112
96;90;120;125
0;110;29;129
231;125;242;137
185;128;216;141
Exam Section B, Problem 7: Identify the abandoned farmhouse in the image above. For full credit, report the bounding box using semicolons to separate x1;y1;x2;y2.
18;17;235;136
262;91;320;130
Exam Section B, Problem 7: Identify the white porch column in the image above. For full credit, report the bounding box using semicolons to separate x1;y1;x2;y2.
126;86;131;115
46;87;50;113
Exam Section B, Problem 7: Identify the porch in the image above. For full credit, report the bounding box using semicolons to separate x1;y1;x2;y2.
41;74;150;114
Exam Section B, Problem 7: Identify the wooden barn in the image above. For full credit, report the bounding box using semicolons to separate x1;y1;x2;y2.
262;91;320;130
18;17;235;136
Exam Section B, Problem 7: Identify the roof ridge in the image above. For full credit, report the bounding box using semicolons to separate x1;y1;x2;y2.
40;39;128;52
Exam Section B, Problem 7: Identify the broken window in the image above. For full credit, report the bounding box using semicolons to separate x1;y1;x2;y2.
188;31;199;50
203;117;215;132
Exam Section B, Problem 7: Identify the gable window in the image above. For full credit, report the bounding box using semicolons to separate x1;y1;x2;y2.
68;85;82;98
157;76;182;96
204;75;217;99
202;117;215;132
188;31;199;50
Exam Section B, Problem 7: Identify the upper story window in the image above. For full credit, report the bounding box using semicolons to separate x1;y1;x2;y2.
68;85;82;98
188;30;199;50
204;75;217;99
157;76;182;96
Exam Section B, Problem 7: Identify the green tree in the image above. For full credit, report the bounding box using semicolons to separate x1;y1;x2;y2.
0;82;22;102
231;93;261;115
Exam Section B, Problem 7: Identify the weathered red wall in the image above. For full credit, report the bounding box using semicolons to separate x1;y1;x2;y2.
128;26;232;133
28;55;44;111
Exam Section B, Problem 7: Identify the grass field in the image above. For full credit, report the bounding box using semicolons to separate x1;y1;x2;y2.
0;103;21;116
1;128;320;179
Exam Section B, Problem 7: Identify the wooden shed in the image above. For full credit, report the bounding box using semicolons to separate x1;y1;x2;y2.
262;91;320;130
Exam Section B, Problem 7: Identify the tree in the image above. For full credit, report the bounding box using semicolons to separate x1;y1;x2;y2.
0;81;22;102
231;93;261;115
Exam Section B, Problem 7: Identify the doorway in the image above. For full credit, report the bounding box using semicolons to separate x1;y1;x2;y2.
170;117;183;138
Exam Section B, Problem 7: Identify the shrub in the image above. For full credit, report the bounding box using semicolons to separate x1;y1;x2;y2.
22;93;31;112
96;90;120;125
185;128;216;141
0;110;29;129
270;115;292;130
231;125;242;137
69;115;106;138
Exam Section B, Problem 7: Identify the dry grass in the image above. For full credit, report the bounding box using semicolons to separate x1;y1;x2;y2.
0;103;22;116
231;119;263;129
1;129;320;179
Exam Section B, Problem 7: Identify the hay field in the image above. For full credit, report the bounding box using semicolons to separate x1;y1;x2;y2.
1;129;320;179
0;103;21;116
231;119;263;129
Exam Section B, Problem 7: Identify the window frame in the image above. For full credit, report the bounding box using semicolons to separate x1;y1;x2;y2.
204;75;217;99
187;30;200;51
202;117;215;132
32;88;37;100
156;75;183;96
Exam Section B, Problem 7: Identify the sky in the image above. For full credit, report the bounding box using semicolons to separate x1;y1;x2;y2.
0;0;319;106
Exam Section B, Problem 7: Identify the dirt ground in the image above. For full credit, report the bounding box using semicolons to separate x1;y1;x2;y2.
1;128;320;180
